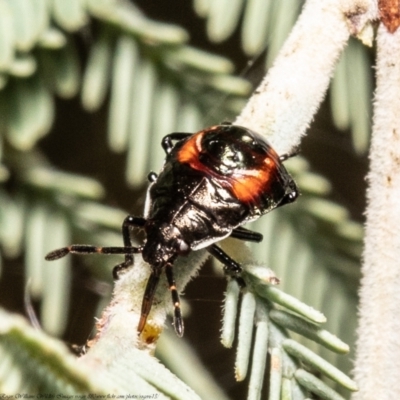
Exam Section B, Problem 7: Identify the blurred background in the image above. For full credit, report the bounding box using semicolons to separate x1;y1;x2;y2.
0;0;371;398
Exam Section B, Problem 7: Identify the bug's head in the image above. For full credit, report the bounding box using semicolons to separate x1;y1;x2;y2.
143;223;190;267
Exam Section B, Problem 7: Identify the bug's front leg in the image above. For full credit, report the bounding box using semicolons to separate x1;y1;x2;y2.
137;267;161;335
165;263;184;337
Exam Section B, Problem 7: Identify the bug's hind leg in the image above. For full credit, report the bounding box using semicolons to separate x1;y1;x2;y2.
112;216;146;279
207;244;245;288
165;263;184;337
230;226;263;243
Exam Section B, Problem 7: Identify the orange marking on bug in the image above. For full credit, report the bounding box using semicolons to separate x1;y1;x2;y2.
229;158;277;203
229;173;269;202
177;127;221;175
177;131;203;167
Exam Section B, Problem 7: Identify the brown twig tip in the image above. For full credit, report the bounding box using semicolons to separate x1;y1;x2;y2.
379;0;400;33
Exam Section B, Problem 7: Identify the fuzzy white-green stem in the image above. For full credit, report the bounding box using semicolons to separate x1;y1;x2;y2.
352;23;400;400
235;0;376;154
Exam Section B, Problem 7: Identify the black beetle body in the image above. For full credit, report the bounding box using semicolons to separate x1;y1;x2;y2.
46;125;299;338
143;125;297;265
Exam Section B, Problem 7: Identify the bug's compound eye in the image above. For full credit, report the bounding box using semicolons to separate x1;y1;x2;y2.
177;239;190;255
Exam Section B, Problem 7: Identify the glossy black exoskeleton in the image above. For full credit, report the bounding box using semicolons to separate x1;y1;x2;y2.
46;124;299;337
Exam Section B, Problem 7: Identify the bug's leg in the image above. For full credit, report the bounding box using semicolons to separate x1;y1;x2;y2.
207;244;245;287
165;263;184;337
161;133;192;154
112;216;146;279
45;215;146;278
279;146;300;162
207;244;242;275
230;226;263;243
137;267;162;335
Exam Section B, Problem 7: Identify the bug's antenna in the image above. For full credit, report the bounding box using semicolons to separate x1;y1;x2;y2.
137;268;161;334
279;146;301;162
165;263;183;337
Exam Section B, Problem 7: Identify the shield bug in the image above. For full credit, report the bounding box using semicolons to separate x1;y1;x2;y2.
45;124;299;337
